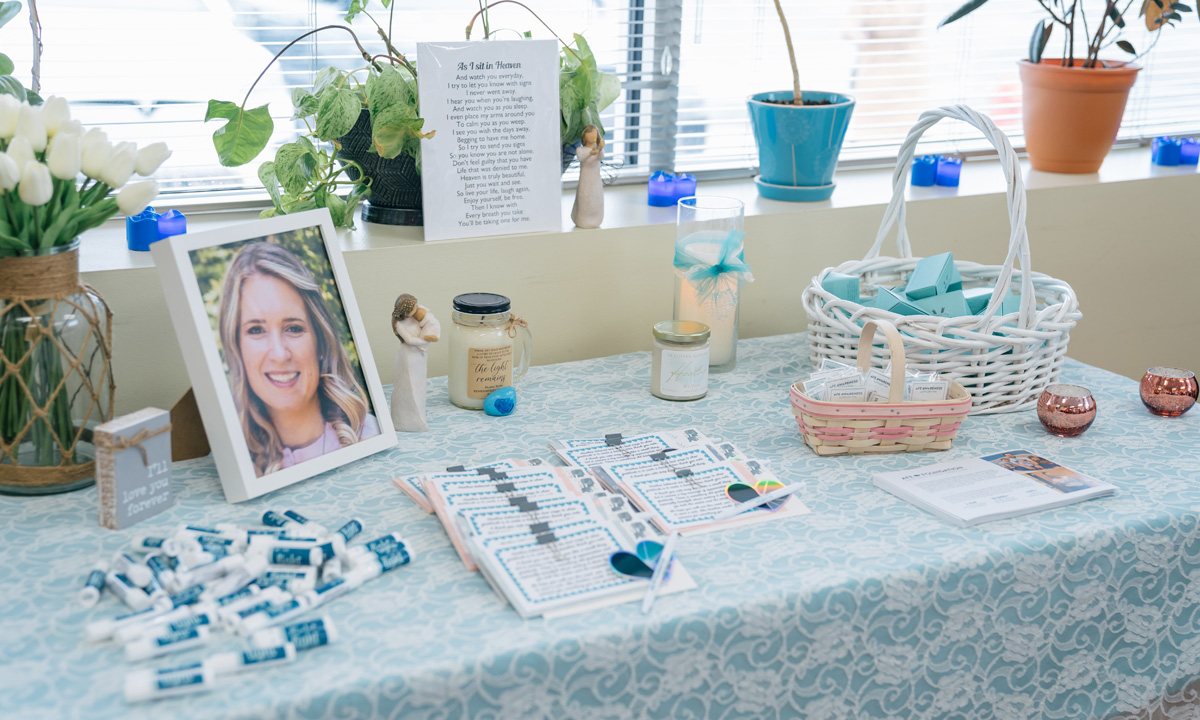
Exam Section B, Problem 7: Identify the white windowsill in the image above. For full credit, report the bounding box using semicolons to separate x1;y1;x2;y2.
79;146;1197;274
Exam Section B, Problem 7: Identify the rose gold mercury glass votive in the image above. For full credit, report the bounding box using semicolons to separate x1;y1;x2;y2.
1140;367;1198;417
1037;384;1097;437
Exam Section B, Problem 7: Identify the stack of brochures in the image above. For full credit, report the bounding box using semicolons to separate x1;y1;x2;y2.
392;428;809;617
873;449;1115;526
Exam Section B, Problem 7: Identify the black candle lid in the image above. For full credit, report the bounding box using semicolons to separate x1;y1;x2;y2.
453;293;511;314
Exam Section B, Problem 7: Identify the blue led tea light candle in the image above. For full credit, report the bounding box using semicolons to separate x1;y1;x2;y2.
936;156;962;187
1153;137;1182;166
910;155;937;186
1182;138;1199;166
126;207;188;251
648;171;676;206
673;173;696;200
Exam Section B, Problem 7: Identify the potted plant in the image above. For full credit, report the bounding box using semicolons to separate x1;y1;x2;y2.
746;0;855;202
939;0;1192;173
464;1;621;173
206;1;431;228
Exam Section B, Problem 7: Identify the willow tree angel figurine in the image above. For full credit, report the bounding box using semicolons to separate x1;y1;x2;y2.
391;294;441;432
570;124;604;229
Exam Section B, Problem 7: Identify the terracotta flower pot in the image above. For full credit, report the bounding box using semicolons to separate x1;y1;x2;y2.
1018;59;1140;174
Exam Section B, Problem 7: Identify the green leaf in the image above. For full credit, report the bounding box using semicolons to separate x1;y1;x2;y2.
274;141;318;195
1108;6;1127;26
938;0;990;27
315;87;360;141
1029;20;1053;63
345;0;366;23
596;71;620;113
1116;39;1137;53
372;107;428;159
0;54;13;77
257;161;284;212
23;89;40;105
1164;10;1182;19
291;88;321;119
367;64;416;118
282;197;318;214
312;66;344;96
1169;3;1192;9
0;75;24;103
259;208;277;219
0;2;21;31
325;193;347;227
205;100;274;167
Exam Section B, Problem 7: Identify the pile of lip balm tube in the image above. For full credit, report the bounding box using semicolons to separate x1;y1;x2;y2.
78;509;413;703
800;358;950;403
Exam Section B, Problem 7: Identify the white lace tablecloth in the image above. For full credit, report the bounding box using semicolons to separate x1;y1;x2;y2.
2;333;1198;720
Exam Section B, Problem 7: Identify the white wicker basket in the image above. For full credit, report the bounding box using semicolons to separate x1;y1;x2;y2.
800;105;1081;415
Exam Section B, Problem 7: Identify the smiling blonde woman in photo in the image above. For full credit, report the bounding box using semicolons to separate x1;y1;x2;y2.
218;241;379;476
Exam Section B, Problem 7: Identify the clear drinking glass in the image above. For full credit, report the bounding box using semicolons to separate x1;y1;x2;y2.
673;196;745;373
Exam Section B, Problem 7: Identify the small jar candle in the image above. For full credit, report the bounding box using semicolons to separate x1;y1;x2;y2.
651;321;710;401
447;293;533;410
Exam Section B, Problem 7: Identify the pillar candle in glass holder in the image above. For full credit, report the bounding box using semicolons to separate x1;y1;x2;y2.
447;293;533;410
673;197;752;373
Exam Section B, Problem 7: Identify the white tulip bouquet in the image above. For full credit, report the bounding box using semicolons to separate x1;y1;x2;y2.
0;95;169;255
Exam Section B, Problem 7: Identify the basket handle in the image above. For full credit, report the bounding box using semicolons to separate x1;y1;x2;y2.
861;105;1036;328
856;319;907;404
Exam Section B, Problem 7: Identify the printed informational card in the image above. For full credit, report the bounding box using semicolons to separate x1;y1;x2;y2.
873;449;1115;526
456;498;600;542
466;522;695;618
590;444;738;491
417;39;562;241
393;458;545;513
618;460;810;534
426;467;585;569
549;428;714;468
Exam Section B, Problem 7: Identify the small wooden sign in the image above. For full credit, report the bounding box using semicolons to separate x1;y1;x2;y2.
95;407;173;529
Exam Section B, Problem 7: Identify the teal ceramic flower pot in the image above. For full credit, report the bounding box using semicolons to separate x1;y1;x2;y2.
747;91;855;202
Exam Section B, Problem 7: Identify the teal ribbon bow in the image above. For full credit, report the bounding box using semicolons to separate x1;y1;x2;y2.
673;231;755;305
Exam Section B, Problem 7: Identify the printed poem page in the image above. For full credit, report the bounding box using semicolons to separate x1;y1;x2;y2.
417;40;561;241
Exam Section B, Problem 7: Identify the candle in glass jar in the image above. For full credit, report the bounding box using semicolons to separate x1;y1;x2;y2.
674;236;739;371
447;293;533;410
650;321;709;401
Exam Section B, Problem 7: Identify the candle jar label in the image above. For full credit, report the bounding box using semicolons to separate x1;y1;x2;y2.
659;347;709;399
468;345;513;399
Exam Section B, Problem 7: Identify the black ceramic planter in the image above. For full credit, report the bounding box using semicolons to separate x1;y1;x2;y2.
337;109;423;226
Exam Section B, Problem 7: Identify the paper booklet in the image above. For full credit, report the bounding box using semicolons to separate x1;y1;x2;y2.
612;459;810;535
393;457;547;513
872;449;1115;527
549;428;718;468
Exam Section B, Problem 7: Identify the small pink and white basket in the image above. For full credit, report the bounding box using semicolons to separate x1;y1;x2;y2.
791;320;971;456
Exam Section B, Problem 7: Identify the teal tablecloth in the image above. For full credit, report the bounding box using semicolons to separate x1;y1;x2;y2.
2;333;1198;719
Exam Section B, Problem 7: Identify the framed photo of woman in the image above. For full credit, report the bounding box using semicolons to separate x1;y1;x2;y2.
152;209;395;502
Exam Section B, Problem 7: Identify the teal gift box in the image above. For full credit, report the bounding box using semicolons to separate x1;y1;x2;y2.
913;289;970;317
965;287;1021;315
874;287;926;316
904;252;963;299
822;272;860;303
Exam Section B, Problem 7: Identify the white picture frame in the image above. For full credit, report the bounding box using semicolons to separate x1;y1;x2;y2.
151;209;395;502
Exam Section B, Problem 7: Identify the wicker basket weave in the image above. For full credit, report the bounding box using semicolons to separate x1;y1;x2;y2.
800;105;1081;415
791;320;971;456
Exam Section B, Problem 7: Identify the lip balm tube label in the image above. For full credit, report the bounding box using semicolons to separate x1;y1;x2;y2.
284;620;331;651
84;569;106;592
156;660;204;676
214;585;258;607
164;614;211;634
336;520;363;542
158;671;207;690
265;599;303;618
364;535;401;554
168;585;205;608
182;525;222;536
156;627;203;646
377;546;412;572
135;536;168;551
243;646;289;665
262;511;291;528
283;510;310;524
269;547;317;566
235;600;275;620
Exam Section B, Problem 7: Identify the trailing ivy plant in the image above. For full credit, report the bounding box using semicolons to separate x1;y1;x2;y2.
464;1;620;147
205;0;431;228
939;0;1194;67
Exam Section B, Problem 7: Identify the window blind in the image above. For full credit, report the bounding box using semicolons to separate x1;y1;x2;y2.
0;1;1191;196
674;0;1200;174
